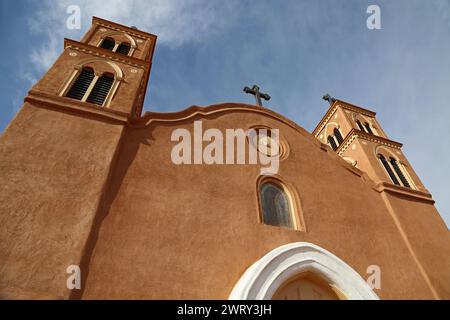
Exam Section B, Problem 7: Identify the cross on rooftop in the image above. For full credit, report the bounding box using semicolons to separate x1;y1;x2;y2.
243;85;271;107
323;93;336;106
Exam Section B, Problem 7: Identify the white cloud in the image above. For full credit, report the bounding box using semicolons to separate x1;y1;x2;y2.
30;33;60;72
27;0;239;71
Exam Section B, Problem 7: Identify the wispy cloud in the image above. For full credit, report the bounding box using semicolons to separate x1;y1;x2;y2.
27;0;239;71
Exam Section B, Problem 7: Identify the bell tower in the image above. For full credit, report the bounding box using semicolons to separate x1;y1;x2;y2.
313;96;450;300
0;17;157;299
313;95;427;194
30;16;156;117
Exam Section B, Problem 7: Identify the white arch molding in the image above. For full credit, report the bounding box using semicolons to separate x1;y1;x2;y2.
97;31;138;55
59;57;124;108
229;242;379;300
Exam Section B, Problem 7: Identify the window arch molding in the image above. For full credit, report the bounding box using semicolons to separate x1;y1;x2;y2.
229;242;379;300
59;58;124;108
352;113;378;136
324;122;344;150
73;58;124;79
97;31;137;55
324;122;340;141
256;175;305;231
374;145;399;162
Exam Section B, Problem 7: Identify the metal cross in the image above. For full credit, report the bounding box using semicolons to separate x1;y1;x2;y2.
322;93;336;106
243;85;271;107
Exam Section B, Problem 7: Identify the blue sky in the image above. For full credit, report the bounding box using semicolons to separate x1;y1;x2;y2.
1;0;449;226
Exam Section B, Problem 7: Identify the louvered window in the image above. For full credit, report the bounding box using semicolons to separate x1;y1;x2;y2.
100;37;115;51
379;154;400;185
390;158;410;188
364;122;374;135
334;128;344;144
328;136;338;151
116;43;131;55
356;119;365;132
66;68;95;100
86;74;114;105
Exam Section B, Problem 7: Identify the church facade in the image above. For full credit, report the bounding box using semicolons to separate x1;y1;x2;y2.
0;17;449;300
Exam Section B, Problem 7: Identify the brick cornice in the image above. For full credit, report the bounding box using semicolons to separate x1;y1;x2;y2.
92;16;157;41
313;104;338;137
374;182;434;204
336;128;403;155
64;39;150;69
25;89;129;124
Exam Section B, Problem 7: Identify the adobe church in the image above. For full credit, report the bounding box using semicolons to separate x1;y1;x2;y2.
0;17;449;300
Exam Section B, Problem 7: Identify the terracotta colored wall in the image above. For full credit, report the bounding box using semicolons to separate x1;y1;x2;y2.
382;192;450;298
343;137;426;191
80;106;444;299
316;107;353;145
32;49;146;115
0;102;124;299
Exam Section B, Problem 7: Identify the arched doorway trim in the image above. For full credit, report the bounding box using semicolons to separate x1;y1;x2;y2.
229;242;379;300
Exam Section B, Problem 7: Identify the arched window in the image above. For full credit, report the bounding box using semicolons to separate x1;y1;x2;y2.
100;37;115;51
65;68;116;106
364;122;374;135
390;158;411;188
259;182;294;228
66;67;95;101
334;128;344;144
86;73;114;105
378;154;400;185
116;42;131;55
327;135;338;151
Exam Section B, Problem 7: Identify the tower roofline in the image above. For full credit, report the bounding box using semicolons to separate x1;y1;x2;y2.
335;128;403;155
92;16;157;40
64;38;150;69
313;98;376;136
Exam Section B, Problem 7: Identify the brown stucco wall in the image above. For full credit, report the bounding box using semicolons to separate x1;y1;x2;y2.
0;102;124;299
78;104;444;299
381;192;450;298
341;137;427;191
1;102;448;299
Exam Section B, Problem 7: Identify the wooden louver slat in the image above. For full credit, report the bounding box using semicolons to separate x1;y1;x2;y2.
86;74;114;106
379;154;400;185
390;158;410;188
66;68;95;101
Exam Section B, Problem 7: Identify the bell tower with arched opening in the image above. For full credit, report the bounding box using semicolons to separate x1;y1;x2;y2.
313;96;426;193
313;96;450;300
30;16;156;117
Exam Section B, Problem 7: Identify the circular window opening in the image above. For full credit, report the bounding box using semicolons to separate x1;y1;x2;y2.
247;126;289;160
